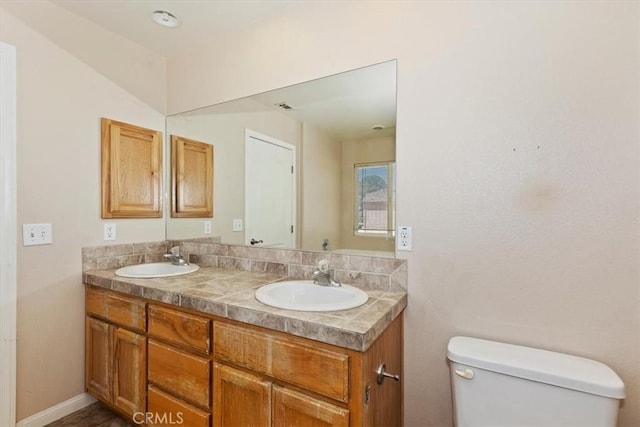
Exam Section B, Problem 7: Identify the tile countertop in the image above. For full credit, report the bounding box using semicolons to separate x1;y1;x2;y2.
83;266;407;352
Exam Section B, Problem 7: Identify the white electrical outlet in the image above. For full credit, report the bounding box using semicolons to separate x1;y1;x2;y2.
103;223;116;240
397;226;412;251
23;223;53;246
204;220;212;234
232;219;243;232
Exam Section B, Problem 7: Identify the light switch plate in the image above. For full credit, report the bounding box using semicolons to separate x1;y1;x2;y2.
23;223;53;246
232;219;243;232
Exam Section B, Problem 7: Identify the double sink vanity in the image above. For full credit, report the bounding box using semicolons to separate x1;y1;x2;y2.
83;241;407;426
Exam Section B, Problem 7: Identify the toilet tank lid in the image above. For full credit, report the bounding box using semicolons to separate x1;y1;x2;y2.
447;336;625;399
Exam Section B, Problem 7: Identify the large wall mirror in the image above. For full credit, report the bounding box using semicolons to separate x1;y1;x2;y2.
166;60;397;256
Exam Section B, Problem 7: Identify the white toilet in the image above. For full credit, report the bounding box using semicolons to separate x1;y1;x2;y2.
447;336;625;426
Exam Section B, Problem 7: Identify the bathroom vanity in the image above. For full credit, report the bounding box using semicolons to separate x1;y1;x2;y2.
83;264;406;426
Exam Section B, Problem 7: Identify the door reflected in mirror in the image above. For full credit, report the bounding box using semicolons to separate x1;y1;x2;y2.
166;60;397;256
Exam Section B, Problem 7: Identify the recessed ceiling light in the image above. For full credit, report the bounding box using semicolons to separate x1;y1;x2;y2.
152;10;180;28
372;125;385;131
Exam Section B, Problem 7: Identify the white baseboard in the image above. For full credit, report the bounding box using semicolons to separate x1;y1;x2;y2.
16;393;97;427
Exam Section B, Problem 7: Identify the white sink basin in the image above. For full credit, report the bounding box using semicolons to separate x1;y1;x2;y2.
114;262;199;278
255;280;368;312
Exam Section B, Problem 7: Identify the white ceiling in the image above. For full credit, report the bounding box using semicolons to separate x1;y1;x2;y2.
48;0;396;140
50;0;296;57
177;60;397;140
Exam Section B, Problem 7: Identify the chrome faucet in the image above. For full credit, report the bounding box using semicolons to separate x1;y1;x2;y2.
312;259;341;287
164;246;188;266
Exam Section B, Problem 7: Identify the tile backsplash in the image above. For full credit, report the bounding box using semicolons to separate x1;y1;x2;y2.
83;239;407;292
82;241;168;271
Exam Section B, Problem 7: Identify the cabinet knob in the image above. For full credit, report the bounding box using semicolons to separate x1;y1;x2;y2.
376;363;400;384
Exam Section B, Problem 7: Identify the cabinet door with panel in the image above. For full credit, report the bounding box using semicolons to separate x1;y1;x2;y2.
85;317;112;403
273;385;349;427
85;317;146;418
112;327;146;417
85;287;147;419
101;117;163;218
171;135;213;218
213;363;349;427
214;363;271;426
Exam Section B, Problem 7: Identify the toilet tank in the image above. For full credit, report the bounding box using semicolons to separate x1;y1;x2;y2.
447;337;625;427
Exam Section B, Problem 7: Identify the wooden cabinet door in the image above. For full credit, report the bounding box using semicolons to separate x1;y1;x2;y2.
148;385;210;427
113;327;146;417
101;118;163;218
85;317;113;402
171;135;213;218
273;385;349;427
214;363;271;427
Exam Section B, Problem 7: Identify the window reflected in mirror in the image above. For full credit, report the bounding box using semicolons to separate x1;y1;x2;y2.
354;162;395;238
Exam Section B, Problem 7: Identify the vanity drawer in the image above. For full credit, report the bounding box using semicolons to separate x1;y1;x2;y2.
148;304;211;354
85;287;146;331
213;322;349;402
148;340;211;409
148;385;210;427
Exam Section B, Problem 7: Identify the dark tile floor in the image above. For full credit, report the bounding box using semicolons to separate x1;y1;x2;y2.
45;402;134;427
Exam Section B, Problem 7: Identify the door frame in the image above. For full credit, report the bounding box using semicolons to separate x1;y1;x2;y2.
244;129;296;248
0;41;18;427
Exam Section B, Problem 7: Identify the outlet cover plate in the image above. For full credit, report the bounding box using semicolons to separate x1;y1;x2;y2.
103;223;116;240
397;226;412;251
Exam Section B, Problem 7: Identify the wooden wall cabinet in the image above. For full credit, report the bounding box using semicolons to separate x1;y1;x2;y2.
101;118;163;218
171;135;213;218
85;288;146;418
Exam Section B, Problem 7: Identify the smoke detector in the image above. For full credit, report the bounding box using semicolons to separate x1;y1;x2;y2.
152;10;180;28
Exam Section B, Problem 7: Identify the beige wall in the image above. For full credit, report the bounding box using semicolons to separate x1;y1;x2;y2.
1;0;167;112
166;104;301;244
2;1;638;425
167;2;639;426
300;123;342;251
0;7;166;421
340;135;396;252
